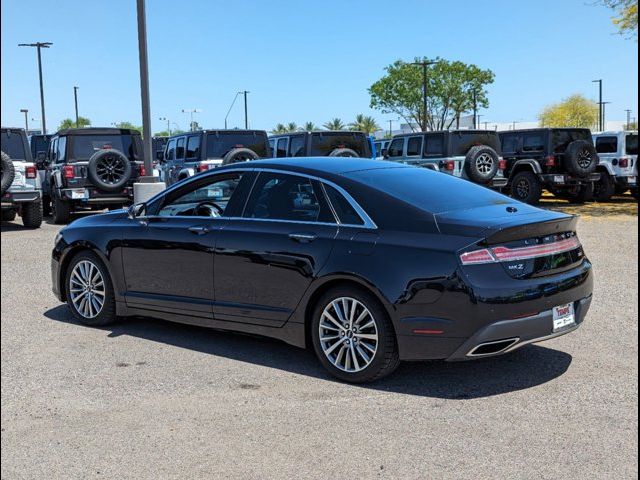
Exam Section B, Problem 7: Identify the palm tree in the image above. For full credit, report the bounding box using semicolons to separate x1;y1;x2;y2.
272;123;288;134
286;122;298;133
349;114;380;135
323;118;345;130
302;122;317;131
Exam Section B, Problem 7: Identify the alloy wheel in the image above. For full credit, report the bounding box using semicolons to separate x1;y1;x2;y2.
577;149;593;169
516;178;530;198
69;260;106;319
96;155;127;185
475;153;494;175
318;297;378;373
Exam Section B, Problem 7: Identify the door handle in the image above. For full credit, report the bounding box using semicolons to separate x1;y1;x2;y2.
289;232;317;243
189;225;210;235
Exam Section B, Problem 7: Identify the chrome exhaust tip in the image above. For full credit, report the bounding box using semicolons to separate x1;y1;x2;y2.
467;338;520;357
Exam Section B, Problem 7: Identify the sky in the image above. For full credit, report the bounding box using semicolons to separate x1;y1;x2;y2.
1;0;638;134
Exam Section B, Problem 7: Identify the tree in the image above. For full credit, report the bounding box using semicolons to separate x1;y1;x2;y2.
153;129;185;137
538;94;599;128
349;114;381;135
302;122;317;131
286;122;298;133
114;121;143;133
323;118;345;130
369;57;495;131
58;117;91;130
599;0;638;39
271;123;288;134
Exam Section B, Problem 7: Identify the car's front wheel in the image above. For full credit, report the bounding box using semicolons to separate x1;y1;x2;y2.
311;286;399;383
65;251;117;326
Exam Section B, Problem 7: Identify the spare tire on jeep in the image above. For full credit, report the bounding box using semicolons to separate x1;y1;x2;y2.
329;148;359;158
465;145;499;183
87;149;132;193
564;140;597;177
222;148;260;165
1;151;16;195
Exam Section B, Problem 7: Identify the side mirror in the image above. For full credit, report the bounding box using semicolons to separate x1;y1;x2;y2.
128;202;146;219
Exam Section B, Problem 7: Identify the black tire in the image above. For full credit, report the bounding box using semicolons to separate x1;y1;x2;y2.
593;172;615;202
1;151;16;195
631;189;638;200
510;171;542;205
1;209;16;221
65;251;118;326
572;183;595;204
564;140;598;177
311;285;399;383
614;185;629;195
87;149;132;193
42;195;52;217
329;148;359;158
21;199;43;228
465;145;499;183
222;148;260;165
51;193;71;224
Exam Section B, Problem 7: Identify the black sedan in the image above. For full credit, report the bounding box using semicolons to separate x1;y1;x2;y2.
52;158;593;383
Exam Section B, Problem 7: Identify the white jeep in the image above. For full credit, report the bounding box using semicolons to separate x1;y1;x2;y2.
592;131;638;201
1;127;44;228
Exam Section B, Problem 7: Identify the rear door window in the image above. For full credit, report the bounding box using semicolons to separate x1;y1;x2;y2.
276;137;288;158
406;136;423;156
595;136;618;154
387;138;404;157
523;133;545;152
176;137;185;159
323;183;364;225
625;134;638;155
186;135;201;160
424;134;445;157
289;136;305;156
501;134;519;154
165;139;176;161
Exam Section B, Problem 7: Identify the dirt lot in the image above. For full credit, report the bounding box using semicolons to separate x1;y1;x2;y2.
1;199;638;479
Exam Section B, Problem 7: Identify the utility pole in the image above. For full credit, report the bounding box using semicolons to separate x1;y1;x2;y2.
625;109;632;130
592;79;603;131
73;86;79;127
135;0;154;181
476;114;483;130
18;42;52;134
241;90;250;129
182;108;201;131
159;117;171;135
388;119;393;137
484;121;489;130
20;109;29;132
410;60;436;131
472;89;478;130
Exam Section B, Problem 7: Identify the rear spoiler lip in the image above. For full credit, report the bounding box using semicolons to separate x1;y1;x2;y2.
482;214;579;245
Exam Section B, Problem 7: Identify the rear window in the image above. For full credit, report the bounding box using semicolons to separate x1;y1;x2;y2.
69;134;142;161
626;134;638;155
1;131;27;160
595;136;618;153
30;136;50;155
450;132;501;156
309;132;371;157
347;166;510;214
551;130;591;153
206;132;269;158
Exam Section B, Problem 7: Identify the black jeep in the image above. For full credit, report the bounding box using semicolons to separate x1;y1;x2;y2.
500;128;600;204
45;127;146;223
268;131;373;159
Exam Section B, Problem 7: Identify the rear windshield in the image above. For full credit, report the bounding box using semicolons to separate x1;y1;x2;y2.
69;134;142;161
595;136;617;153
551;130;591;153
449;132;501;156
30;136;51;155
626;134;638;155
205;132;269;158
1;131;27;160
310;132;371;157
347;166;511;214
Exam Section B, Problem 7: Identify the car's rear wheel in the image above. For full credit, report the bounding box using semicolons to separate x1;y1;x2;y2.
311;286;399;383
65;251;117;326
52;194;71;224
21;199;43;228
1;209;16;221
510;171;542;205
593;172;615;202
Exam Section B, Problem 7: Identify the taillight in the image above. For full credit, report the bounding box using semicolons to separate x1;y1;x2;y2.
25;165;37;179
63;165;75;179
498;158;507;170
545;155;556;167
138;164;146;176
445;160;455;171
619;157;629;168
197;162;210;172
460;236;581;265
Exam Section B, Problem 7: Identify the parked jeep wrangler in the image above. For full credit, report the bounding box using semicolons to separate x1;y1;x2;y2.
29;134;53;214
500;128;600;205
159;129;269;186
268;131;373;159
384;130;508;189
592;131;638;201
1;127;43;228
45;128;146;224
373;139;390;159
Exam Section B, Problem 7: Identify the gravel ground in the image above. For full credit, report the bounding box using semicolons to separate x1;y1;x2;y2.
1;207;638;479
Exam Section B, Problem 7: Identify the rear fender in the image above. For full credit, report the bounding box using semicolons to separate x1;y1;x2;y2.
510;159;542;177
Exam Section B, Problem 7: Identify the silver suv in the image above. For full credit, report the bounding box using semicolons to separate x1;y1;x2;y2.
1;127;43;228
592;131;638;201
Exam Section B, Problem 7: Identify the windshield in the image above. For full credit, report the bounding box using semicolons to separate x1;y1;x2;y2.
450;132;501;156
310;132;371;157
205;132;268;158
626;134;638;155
1;131;27;160
69;134;142;161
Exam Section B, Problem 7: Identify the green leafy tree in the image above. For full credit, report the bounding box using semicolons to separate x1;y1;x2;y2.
286;122;298;133
114;121;143;133
323;118;345;130
349;114;380;134
599;0;638;38
628;120;638;129
58;117;91;130
272;123;288;134
538;94;599;128
369;57;495;131
153;129;185;137
303;122;317;131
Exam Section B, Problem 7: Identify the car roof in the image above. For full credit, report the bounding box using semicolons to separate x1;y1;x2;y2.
56;127;141;136
166;129;267;139
269;130;367;138
501;128;591;135
214;157;408;176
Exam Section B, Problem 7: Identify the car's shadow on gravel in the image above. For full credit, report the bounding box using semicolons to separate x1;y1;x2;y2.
45;305;573;399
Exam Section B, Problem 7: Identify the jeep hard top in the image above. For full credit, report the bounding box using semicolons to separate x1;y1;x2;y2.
268;131;373;159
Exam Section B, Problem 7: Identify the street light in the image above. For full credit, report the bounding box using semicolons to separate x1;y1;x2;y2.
601;101;611;131
73;86;80;127
20;109;29;132
410;60;436;132
18;42;52;134
592;79;603;131
241;90;250;129
159;117;171;135
625;109;632;130
182;108;202;131
224;92;242;129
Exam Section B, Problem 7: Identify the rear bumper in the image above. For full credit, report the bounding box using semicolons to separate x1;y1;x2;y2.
540;173;601;185
1;190;41;208
59;187;133;205
614;175;637;186
490;177;508;188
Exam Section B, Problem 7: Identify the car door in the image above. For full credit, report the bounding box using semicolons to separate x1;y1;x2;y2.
213;171;339;327
120;171;250;318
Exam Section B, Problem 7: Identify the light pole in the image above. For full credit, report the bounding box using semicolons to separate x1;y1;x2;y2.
224;92;242;129
20;109;29;132
241;90;250;129
476;114;483;129
159;117;171;135
388;119;393;137
18;42;52;134
135;0;154;181
592;79;603;131
73;86;79;127
601;101;611;131
182;108;201;131
484;121;489;130
410;60;436;132
625;109;632;130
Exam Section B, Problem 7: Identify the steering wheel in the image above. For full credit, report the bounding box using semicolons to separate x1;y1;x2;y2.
194;200;224;218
